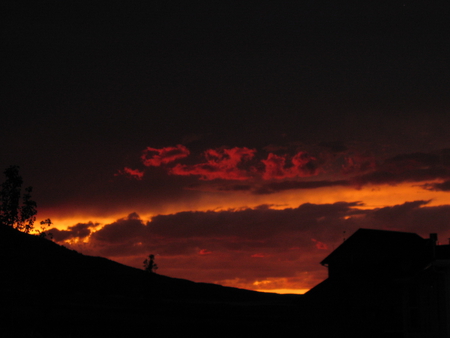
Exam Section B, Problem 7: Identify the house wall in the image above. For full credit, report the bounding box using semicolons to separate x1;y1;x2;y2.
400;261;450;338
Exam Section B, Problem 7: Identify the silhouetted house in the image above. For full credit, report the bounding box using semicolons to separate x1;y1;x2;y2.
306;229;450;338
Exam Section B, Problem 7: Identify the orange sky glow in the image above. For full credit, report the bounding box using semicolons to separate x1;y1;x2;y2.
40;178;450;294
4;4;450;295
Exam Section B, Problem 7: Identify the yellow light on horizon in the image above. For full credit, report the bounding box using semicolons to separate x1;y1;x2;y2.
256;288;309;295
39;180;450;233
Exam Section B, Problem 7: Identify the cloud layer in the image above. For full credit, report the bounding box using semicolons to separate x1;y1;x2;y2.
171;147;256;180
51;200;450;292
116;146;450;200
141;145;190;167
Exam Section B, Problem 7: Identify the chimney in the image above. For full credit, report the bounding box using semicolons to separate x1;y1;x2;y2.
430;233;438;244
430;233;438;260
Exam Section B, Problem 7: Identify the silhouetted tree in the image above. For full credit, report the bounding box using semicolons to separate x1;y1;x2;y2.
143;254;158;273
37;218;53;239
0;165;37;233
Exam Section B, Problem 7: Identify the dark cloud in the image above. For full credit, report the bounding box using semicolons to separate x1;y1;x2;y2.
146;202;363;240
217;184;253;192
341;151;377;175
252;180;348;194
59;202;365;260
90;212;148;245
50;222;99;242
319;141;348;153
369;200;431;224
349;151;450;188
353;167;450;187
53;200;450;290
385;152;441;168
423;180;450;192
360;201;450;240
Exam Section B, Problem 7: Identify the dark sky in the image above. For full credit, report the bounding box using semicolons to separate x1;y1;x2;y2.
2;1;450;293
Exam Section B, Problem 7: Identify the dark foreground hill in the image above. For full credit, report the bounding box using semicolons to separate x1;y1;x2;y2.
6;225;432;337
0;225;307;337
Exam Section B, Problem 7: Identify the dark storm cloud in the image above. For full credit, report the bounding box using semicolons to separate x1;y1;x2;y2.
77;200;449;253
50;222;99;242
365;200;450;238
354;168;450;186
368;200;430;225
341;151;377;175
55;200;450;288
423;180;450;192
90;212;148;244
385;152;441;167
217;184;253;192
352;151;450;187
67;201;365;256
319;141;348;153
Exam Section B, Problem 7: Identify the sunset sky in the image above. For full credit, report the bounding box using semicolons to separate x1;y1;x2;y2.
3;2;450;294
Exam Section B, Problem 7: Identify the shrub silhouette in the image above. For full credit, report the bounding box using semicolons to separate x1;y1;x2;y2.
143;254;158;273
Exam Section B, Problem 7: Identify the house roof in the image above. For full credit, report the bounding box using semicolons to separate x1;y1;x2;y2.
320;228;430;276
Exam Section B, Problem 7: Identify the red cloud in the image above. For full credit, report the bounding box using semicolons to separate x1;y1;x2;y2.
131;145;324;182
311;238;328;250
341;152;377;175
262;152;318;180
251;253;265;258
116;167;144;180
141;145;190;167
170;147;256;180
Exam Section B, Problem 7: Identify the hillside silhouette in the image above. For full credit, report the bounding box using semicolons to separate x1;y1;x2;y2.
0;225;304;337
5;224;446;337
